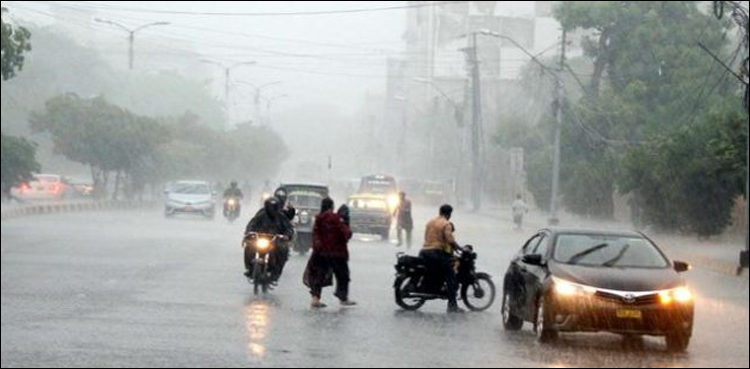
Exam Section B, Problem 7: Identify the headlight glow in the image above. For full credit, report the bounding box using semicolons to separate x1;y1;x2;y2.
228;199;236;206
552;276;595;297
387;194;399;210
554;279;578;296
256;238;270;250
659;286;692;305
673;286;692;302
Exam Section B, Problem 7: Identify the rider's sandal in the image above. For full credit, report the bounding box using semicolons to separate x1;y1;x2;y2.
311;301;327;309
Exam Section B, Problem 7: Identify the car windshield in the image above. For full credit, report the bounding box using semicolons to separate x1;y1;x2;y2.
171;183;210;195
553;234;668;268
349;198;387;210
288;191;323;208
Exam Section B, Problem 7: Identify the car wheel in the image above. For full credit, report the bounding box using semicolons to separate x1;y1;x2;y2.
665;331;690;352
501;290;523;330
534;295;558;342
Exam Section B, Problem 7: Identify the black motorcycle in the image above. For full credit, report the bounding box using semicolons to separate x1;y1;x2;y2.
224;197;241;223
394;245;496;311
243;232;285;295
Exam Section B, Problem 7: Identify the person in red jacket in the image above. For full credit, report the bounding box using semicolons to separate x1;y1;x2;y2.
305;197;357;308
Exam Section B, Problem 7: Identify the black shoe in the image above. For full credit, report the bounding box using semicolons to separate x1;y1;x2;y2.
447;306;465;314
243;270;252;278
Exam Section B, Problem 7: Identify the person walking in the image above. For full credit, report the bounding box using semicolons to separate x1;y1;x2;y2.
304;197;357;308
394;191;413;248
511;194;528;231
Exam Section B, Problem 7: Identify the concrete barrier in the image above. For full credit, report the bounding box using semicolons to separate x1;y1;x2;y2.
0;200;157;221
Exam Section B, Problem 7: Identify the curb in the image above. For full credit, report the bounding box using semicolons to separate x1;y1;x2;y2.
0;200;157;221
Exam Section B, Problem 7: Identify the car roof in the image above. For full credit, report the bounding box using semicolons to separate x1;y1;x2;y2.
540;227;644;238
280;183;329;190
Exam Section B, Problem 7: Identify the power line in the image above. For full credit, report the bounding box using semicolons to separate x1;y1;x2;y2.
37;1;461;17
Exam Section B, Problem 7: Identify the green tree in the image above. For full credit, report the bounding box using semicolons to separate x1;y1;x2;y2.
1;7;31;81
0;133;40;199
546;1;744;229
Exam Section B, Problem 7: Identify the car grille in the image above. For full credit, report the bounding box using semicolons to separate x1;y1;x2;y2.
594;290;659;305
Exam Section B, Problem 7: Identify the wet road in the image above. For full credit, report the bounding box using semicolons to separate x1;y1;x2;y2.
1;205;748;367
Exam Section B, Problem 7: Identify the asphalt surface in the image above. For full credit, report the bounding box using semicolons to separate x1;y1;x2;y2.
1;204;748;367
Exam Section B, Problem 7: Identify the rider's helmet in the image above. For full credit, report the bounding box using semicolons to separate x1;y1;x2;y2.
274;188;288;206
230;181;238;188
264;196;280;216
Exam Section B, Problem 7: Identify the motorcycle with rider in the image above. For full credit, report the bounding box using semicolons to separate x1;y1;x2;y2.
223;181;243;223
243;196;294;294
393;204;495;313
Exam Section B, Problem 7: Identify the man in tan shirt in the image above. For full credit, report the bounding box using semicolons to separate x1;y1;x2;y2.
420;204;463;313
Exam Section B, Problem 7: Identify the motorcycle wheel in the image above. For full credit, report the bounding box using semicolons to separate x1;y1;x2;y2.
394;275;425;311
461;273;496;312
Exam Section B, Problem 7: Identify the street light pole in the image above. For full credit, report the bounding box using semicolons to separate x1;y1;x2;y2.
549;29;566;225
94;18;169;70
235;81;282;124
478;28;565;223
262;94;288;126
201;60;257;124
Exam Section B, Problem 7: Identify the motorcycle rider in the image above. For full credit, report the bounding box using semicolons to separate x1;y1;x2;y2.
223;181;244;217
244;197;294;281
420;204;464;313
273;187;297;221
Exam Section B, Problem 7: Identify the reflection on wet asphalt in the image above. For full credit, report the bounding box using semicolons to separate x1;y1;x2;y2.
1;206;748;367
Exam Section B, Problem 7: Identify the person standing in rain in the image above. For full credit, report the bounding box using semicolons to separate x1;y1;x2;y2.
394;191;413;248
511;194;528;231
304;197;356;308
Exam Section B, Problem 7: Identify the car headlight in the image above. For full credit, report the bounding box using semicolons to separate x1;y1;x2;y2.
300;211;310;224
552;276;596;297
387;194;399;210
659;286;692;305
256;238;270;250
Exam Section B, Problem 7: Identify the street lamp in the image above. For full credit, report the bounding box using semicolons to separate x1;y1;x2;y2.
201;60;257;125
94;18;170;70
235;80;282;124
412;77;464;126
262;94;288;126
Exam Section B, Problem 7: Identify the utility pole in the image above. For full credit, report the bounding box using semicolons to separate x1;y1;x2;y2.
94;18;170;70
460;32;484;211
549;29;566;225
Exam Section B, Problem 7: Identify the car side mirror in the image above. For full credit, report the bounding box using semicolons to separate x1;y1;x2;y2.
522;254;544;266
673;260;690;273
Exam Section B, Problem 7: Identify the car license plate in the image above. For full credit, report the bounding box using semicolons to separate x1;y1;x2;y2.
616;309;642;319
185;206;194;211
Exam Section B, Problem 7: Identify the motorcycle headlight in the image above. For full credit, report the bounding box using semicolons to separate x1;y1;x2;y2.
256;238;270;250
228;199;236;206
300;211;310;224
658;286;692;305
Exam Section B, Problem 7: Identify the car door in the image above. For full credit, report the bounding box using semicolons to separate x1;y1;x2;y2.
508;233;543;320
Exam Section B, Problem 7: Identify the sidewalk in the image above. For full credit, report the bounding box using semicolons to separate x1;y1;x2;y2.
478;205;747;278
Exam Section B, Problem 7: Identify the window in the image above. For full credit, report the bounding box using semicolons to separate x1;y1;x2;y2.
532;234;549;257
521;234;542;255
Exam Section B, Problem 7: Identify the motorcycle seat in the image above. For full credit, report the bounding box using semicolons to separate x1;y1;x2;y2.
397;255;426;269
